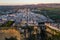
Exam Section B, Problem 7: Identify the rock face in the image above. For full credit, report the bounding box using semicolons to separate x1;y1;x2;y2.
0;29;21;40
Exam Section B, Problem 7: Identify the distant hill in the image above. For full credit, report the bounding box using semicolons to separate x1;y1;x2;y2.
21;3;60;8
0;3;60;8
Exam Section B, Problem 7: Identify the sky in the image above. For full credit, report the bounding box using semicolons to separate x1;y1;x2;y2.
0;0;60;5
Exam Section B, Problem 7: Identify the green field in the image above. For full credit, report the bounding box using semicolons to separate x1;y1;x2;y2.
33;8;60;22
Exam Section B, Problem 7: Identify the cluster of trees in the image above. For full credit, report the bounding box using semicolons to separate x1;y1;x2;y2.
5;37;17;40
0;21;15;27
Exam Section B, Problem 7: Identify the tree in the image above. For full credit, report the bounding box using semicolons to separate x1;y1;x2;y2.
5;37;17;40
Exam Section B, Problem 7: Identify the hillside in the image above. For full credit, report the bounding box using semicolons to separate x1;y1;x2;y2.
46;26;60;40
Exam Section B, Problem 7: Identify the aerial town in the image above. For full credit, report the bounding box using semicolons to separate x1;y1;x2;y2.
0;4;60;40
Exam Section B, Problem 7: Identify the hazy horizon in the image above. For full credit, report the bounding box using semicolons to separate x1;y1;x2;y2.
0;0;60;5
